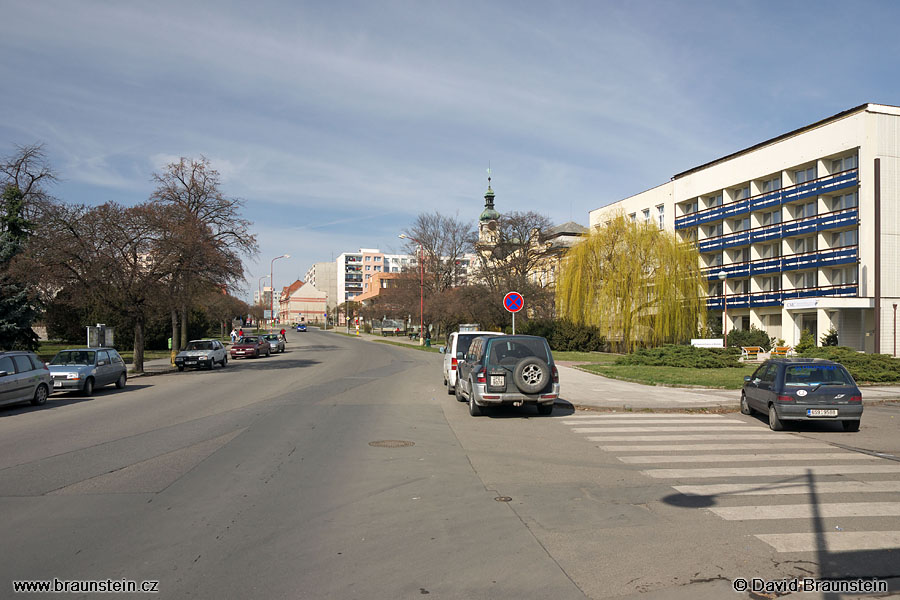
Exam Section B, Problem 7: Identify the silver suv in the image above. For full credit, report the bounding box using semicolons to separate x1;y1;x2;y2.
0;351;52;408
456;335;559;416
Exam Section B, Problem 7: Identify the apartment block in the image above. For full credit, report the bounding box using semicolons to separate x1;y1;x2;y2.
589;103;900;353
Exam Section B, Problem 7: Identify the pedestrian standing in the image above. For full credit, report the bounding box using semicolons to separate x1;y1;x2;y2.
280;327;286;342
238;328;243;339
230;328;237;343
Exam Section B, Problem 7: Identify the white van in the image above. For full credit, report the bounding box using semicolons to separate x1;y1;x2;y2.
440;330;503;396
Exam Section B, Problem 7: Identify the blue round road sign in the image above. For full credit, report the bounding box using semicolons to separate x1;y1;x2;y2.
503;291;524;313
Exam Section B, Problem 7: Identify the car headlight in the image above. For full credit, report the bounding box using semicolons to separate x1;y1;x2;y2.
66;373;80;380
199;355;208;360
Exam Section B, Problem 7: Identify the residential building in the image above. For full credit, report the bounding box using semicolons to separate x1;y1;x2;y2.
304;262;337;314
278;280;327;325
589;103;900;353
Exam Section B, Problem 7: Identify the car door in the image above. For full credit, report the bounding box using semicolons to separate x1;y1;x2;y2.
459;338;481;394
752;363;778;411
10;354;37;403
96;350;113;386
745;362;768;408
443;333;457;381
0;356;17;404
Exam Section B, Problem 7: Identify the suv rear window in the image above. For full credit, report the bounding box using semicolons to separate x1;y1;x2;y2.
486;338;551;366
455;334;481;357
784;364;854;386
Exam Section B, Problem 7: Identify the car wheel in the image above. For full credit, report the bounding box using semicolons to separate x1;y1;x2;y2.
768;404;784;431
115;373;126;389
468;387;482;417
223;355;228;367
740;392;752;415
31;384;49;406
843;420;860;432
455;379;466;403
537;402;553;416
177;365;185;371
513;357;550;394
82;377;94;396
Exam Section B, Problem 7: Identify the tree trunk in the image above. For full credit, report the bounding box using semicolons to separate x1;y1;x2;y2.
171;308;178;352
180;303;188;349
132;318;145;373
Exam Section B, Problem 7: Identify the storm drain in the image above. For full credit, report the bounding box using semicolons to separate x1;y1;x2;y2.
369;440;415;448
494;496;513;502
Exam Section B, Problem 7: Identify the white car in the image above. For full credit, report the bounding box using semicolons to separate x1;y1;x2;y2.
174;339;228;371
440;330;503;395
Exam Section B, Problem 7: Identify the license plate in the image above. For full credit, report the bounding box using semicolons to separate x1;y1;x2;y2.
490;375;505;387
807;409;838;417
53;381;62;388
186;360;197;365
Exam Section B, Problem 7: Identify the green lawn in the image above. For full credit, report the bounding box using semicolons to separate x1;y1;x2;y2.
579;363;759;389
552;351;621;364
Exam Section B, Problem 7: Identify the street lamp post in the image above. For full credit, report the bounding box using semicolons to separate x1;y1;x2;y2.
270;254;291;327
398;234;424;345
718;270;728;347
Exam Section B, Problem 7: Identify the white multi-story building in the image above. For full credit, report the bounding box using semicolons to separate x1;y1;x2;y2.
590;103;900;353
305;262;338;313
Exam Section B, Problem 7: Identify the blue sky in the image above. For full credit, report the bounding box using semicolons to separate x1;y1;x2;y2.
3;0;899;301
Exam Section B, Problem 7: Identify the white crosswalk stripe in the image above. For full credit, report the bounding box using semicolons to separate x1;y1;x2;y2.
559;411;900;554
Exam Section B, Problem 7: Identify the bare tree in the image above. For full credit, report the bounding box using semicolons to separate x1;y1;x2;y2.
402;211;475;294
0;144;57;218
474;210;553;292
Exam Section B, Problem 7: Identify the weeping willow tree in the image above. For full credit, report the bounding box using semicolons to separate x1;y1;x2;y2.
556;214;704;353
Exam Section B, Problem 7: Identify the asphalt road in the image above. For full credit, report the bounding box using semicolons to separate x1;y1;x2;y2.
1;330;899;599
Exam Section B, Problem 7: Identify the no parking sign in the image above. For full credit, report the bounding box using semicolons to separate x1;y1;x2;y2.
503;291;523;333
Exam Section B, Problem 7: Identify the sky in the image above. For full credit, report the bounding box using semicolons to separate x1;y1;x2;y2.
3;0;900;302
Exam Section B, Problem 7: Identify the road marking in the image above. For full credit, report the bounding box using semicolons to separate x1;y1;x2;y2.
563;419;746;425
562;413;727;419
711;502;900;520
755;531;900;552
587;434;783;441
600;443;830;452
573;425;758;433
619;453;878;464
642;464;900;479
673;481;900;496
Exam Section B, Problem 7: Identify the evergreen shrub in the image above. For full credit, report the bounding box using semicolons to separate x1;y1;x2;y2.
615;344;742;369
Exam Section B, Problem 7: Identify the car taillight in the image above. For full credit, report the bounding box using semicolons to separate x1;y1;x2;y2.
849;396;862;403
451;357;457;371
476;369;486;384
552;365;558;383
777;395;794;402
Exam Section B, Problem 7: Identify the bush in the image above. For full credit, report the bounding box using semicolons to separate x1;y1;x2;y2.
798;346;900;383
821;327;839;346
726;326;776;351
615;344;742;368
517;318;605;352
795;329;816;354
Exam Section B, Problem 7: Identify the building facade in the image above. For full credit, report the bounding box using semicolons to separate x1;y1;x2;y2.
304;262;337;313
590;103;900;353
278;280;327;325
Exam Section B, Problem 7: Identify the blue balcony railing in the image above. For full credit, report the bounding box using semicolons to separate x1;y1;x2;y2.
702;246;857;281
696;207;858;253
706;284;858;309
676;168;858;230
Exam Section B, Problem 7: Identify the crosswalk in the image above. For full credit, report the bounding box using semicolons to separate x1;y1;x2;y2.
560;412;900;554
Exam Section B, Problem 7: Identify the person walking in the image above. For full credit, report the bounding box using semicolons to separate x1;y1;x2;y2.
280;327;286;343
238;328;243;339
230;328;237;343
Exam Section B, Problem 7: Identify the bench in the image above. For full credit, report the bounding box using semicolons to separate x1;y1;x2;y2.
771;346;793;357
741;346;763;361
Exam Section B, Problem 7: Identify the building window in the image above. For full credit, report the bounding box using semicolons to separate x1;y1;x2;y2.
628;213;636;222
375;266;382;272
832;192;858;211
657;205;664;229
682;200;698;215
707;194;723;208
795;201;817;219
760;275;781;292
832;266;858;285
732;217;750;232
760;209;782;226
797;271;818;289
832;229;858;247
735;247;750;263
709;282;724;296
707;222;723;238
732;186;750;201
759;242;781;259
731;279;747;294
681;228;698;242
760;176;782;193
832;155;858;173
642;209;650;223
365;265;370;271
794;166;817;184
795;236;817;254
705;252;723;267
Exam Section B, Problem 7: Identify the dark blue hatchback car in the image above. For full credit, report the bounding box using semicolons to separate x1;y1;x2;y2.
741;358;862;431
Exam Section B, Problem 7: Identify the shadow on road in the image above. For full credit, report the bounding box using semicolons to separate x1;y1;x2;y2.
479;400;576;419
0;384;150;416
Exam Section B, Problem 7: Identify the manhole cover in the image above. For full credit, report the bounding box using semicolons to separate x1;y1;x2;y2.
494;496;513;502
369;440;415;448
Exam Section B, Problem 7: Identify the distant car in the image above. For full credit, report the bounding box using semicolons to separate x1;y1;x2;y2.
456;335;559;416
174;339;228;371
296;323;307;332
263;333;285;353
230;336;271;359
0;351;51;408
440;330;503;395
48;348;127;395
742;358;863;431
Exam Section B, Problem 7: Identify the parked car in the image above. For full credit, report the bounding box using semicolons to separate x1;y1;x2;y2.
0;351;52;408
456;335;559;416
372;318;406;336
230;336;271;359
741;358;863;431
296;323;307;332
48;348;127;395
440;330;503;395
263;333;285;354
174;339;228;370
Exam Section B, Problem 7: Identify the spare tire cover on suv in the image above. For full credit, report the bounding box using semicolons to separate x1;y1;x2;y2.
513;357;550;394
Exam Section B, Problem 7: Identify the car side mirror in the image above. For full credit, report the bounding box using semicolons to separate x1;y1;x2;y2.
743;376;751;382
0;370;8;377
439;346;446;354
457;352;464;359
98;361;107;366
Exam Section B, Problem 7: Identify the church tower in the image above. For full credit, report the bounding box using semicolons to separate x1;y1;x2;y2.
477;174;500;247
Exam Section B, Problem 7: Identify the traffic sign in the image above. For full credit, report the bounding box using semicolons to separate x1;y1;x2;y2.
503;291;524;313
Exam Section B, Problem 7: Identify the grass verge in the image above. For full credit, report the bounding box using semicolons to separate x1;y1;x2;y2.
580;363;758;389
553;351;621;364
